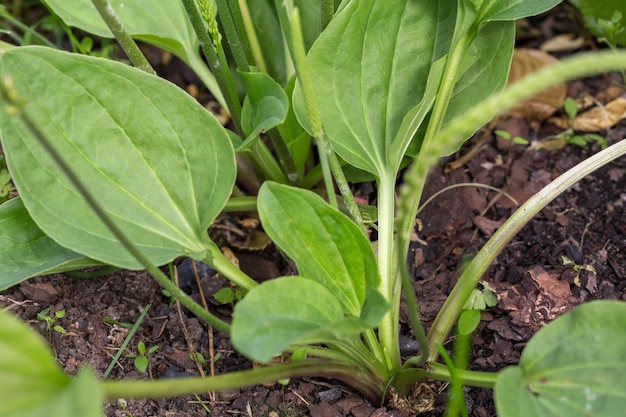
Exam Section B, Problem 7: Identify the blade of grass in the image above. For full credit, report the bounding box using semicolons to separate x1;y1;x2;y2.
103;304;151;378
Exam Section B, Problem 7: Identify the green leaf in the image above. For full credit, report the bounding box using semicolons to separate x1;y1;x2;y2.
0;197;102;291
41;0;193;64
474;0;564;22
294;0;547;174
0;310;103;417
258;182;379;316
443;20;514;131
239;71;289;138
245;0;287;84
213;287;235;304
388;57;446;169
457;309;480;336
232;276;370;363
0;47;236;269
134;356;148;373
41;0;222;103
295;0;443;176
359;288;390;328
573;2;626;46
495;301;626;417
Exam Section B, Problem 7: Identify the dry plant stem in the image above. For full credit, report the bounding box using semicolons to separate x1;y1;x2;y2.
1;86;231;334
90;0;154;75
427;136;626;360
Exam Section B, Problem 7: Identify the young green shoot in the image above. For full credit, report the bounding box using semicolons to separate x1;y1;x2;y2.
37;307;66;336
126;341;159;374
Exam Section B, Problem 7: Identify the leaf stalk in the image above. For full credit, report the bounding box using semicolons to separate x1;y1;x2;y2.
90;0;155;74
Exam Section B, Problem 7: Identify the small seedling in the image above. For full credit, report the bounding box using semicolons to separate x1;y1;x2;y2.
562;255;596;273
213;287;244;305
117;399;135;417
495;129;529;146
561;97;608;149
463;281;498;311
190;350;222;366
594;10;626;84
532;97;608;151
126;341;159;373
36;307;66;336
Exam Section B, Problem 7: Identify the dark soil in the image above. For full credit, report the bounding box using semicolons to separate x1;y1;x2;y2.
2;3;626;417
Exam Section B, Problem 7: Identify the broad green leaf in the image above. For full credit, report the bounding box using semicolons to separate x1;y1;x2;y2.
41;0;194;61
258;182;379;316
239;71;289;138
388;57;446;169
296;0;563;175
295;0;442;176
495;301;626;417
0;310;103;417
0;46;235;269
473;0;563;22
0;198;102;291
232;276;372;363
41;0;222;104
443;21;514;133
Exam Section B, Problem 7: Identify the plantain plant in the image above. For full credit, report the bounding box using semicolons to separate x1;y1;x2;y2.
1;1;626;416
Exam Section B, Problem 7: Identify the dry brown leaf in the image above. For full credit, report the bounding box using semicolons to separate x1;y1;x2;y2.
549;97;626;131
540;33;585;52
528;265;573;320
506;48;567;122
574;97;626;131
238;229;272;251
221;246;240;268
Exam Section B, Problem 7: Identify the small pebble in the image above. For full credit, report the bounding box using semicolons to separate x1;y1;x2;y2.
317;386;343;402
399;335;420;356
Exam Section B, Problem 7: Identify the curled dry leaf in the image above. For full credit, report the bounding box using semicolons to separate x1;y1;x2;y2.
506;48;567;122
539;33;585;52
549;96;626;132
